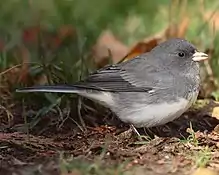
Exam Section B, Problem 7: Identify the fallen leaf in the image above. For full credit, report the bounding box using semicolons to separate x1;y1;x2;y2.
92;30;129;67
121;38;160;62
192;167;217;175
121;16;189;63
212;106;219;120
93;16;190;67
213;124;219;134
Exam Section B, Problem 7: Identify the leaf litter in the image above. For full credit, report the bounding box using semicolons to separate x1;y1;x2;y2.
0;99;219;175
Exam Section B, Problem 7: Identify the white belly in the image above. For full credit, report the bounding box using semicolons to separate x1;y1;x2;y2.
119;98;191;128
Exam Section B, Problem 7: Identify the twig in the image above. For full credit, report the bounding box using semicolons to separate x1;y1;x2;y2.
22;99;30;143
0;62;39;76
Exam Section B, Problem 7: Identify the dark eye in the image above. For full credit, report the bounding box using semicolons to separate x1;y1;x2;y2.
178;52;185;57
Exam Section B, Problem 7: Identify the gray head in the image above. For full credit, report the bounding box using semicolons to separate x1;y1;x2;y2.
150;38;208;69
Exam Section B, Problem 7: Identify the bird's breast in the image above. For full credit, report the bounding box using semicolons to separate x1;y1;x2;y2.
118;97;192;128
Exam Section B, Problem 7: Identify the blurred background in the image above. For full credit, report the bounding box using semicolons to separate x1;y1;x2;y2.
0;0;219;132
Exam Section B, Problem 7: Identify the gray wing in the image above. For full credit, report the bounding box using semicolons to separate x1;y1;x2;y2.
74;54;174;92
120;55;175;89
75;64;152;92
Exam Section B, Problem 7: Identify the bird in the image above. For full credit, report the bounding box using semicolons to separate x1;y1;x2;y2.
16;38;208;136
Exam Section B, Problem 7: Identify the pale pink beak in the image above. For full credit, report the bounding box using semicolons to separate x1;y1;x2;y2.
192;51;208;61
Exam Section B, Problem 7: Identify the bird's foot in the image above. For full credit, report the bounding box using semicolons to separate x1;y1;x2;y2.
130;124;141;137
130;124;151;141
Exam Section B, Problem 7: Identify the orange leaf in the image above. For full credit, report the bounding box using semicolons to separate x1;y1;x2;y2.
122;38;159;62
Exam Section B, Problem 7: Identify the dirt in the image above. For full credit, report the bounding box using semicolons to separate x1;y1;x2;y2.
1;100;219;175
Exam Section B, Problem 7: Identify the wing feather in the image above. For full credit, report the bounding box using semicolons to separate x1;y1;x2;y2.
74;54;173;92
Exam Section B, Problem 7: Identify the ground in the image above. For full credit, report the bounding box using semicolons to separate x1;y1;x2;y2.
1;99;219;175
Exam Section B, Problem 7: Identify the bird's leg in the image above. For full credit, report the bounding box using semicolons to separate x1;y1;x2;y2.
130;124;141;138
143;127;155;139
143;127;153;136
130;125;152;141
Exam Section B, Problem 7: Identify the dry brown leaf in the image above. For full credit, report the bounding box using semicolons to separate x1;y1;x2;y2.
92;30;129;67
213;124;219;134
192;167;217;175
122;16;190;63
93;15;190;67
122;38;160;62
212;106;219;120
118;30;165;63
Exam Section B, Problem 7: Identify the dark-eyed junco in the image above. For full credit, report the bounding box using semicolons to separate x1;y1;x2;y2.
16;38;208;134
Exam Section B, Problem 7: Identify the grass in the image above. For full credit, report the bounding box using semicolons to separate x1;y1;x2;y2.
179;122;199;147
60;160;128;175
59;149;128;175
186;123;199;146
58;149;213;175
193;146;212;168
178;124;213;171
179;122;213;169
